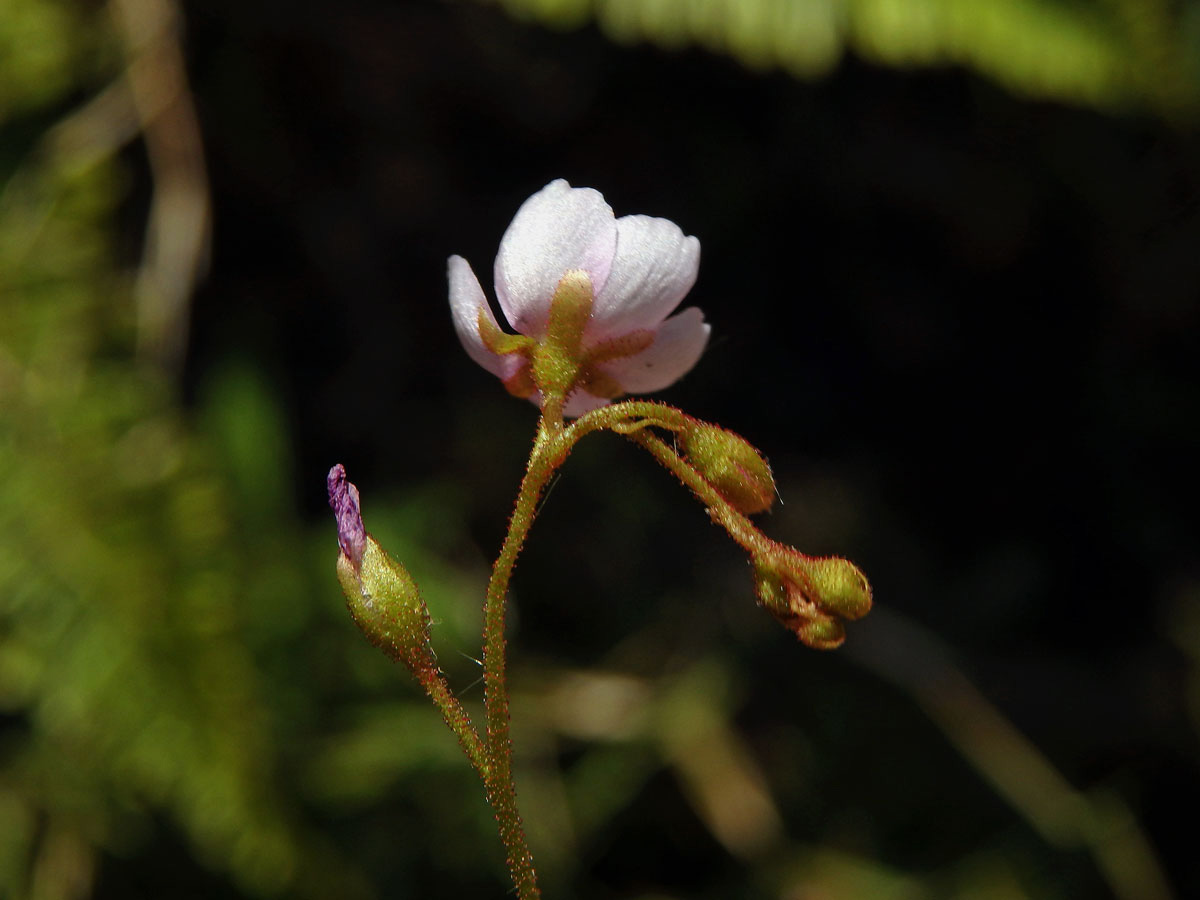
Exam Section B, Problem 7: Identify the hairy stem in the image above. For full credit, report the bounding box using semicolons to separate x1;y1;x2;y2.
481;409;573;900
412;665;489;778
477;400;731;899
626;429;773;556
567;398;690;442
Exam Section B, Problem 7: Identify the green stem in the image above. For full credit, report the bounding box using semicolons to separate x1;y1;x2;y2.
476;398;730;899
412;665;489;778
481;406;574;900
626;429;774;556
566;399;690;442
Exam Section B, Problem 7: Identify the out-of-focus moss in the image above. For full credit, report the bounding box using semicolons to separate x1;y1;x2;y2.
0;5;359;898
482;0;1199;119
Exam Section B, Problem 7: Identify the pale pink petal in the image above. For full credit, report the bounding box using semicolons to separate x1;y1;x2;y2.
525;389;611;418
562;389;612;418
448;255;520;380
587;215;700;341
599;306;710;393
494;180;617;337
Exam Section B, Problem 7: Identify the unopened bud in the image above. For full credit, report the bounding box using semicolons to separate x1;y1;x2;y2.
751;547;872;650
328;465;433;671
682;423;775;515
336;536;433;669
802;556;872;621
796;614;846;651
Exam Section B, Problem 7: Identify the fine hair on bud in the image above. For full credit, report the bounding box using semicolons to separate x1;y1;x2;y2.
337;535;435;674
803;556;872;621
750;548;872;650
681;422;776;515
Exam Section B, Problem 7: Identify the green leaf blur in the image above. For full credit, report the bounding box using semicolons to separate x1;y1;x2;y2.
490;0;1200;119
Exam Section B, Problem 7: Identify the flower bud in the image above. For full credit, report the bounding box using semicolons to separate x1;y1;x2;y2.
802;556;872;621
328;465;433;671
682;423;775;515
796;614;846;651
751;547;872;650
336;536;433;670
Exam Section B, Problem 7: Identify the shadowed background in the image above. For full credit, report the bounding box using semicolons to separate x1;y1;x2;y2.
2;0;1198;898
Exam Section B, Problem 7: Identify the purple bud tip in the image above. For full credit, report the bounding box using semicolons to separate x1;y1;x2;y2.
327;464;366;567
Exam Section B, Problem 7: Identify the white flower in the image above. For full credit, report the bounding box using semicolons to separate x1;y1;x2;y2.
449;179;710;416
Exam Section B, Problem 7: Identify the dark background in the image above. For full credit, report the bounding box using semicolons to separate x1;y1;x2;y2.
4;0;1198;898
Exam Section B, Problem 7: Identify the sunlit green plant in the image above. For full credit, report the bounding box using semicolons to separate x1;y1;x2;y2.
328;180;873;898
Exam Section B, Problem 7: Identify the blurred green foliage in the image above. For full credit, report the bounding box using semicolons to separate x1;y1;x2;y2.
492;0;1200;118
2;4;370;896
5;15;309;897
0;0;96;121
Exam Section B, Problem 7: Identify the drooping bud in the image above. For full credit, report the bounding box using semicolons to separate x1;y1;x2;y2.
327;465;433;672
801;556;873;621
681;423;776;515
751;546;872;650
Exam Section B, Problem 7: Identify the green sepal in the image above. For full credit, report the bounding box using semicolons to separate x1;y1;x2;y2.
796;615;846;651
337;536;434;671
478;309;536;357
532;269;593;397
753;563;791;618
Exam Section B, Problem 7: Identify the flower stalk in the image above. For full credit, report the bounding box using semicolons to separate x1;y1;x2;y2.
477;413;572;900
626;429;871;649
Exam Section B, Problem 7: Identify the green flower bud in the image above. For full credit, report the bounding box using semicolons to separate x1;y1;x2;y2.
802;556;872;621
750;547;872;650
796;615;846;651
336;536;433;671
329;465;433;672
682;423;776;515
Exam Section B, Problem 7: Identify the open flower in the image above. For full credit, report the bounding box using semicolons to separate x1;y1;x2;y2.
449;179;710;416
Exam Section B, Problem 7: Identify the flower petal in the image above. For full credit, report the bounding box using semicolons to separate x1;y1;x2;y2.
561;389;612;418
448;255;521;380
494;179;617;337
522;389;611;418
588;214;700;341
600;306;710;393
